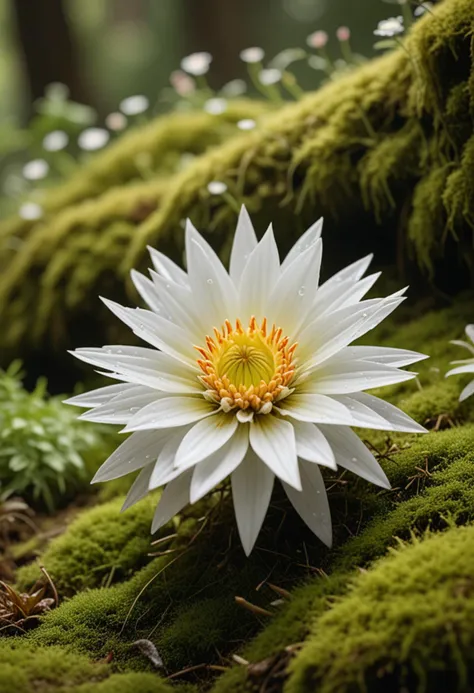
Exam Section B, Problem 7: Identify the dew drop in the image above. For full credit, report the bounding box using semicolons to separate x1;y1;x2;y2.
207;278;213;285
362;312;368;318
351;457;358;462
298;286;305;296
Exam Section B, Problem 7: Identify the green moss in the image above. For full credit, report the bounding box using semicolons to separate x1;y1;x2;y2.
286;525;474;693
444;133;474;233
336;447;474;571
209;422;474;693
26;498;303;671
0;641;184;693
15;493;158;596
360;120;423;221
408;164;452;276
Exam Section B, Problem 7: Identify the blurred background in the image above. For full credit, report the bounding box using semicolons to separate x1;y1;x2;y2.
0;0;396;219
2;0;389;119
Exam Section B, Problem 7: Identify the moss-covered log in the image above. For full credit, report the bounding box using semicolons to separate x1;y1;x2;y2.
0;0;472;383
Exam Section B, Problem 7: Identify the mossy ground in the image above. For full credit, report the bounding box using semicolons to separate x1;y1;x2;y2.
0;294;472;692
0;641;194;693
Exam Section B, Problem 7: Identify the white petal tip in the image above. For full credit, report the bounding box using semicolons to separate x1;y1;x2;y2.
378;478;392;490
319;532;333;548
241;540;255;557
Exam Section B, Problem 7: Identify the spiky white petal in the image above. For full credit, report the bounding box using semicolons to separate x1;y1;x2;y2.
283;461;332;547
174;413;239;471
231;449;274;555
238;225;280;320
190;425;249;503
229;206;258;282
447;324;474;401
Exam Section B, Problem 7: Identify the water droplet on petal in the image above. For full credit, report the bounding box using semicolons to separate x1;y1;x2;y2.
207;278;214;285
298;286;305;296
362;312;368;318
351;457;358;462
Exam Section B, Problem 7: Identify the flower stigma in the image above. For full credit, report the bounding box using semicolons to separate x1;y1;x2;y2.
196;316;297;416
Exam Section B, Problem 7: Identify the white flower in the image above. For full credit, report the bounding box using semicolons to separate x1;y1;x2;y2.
170;70;196;96
446;325;474;401
307;30;329;49
237;119;256;131
18;202;43;220
180;52;212;76
259;68;282;86
105;112;127;131
68;207;427;555
22;159;49;181
78;128;110;151
336;26;351;42
240;47;265;64
204;98;227;115
119;95;149;116
374;16;404;37
414;2;433;16
207;181;228;195
43;130;69;152
221;79;247;97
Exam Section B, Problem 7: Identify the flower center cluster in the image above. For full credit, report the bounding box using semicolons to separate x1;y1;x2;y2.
196;317;297;414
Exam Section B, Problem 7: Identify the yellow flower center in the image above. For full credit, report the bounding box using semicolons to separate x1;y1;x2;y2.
196;316;297;414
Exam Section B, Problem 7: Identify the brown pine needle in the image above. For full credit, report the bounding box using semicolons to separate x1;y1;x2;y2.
150;533;178;547
234;596;273;617
267;583;292;600
40;565;58;607
167;663;228;679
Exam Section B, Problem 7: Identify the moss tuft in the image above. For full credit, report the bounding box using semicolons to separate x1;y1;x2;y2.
0;641;188;693
15;493;158;596
286;525;474;693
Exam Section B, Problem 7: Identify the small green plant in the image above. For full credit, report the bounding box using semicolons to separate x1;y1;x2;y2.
0;362;115;512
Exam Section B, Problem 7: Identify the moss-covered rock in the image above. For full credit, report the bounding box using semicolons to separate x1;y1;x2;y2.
15;493;158;596
286;525;474;693
0;641;192;693
0;0;473;379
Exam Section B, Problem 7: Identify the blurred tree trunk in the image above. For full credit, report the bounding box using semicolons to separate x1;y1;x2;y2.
182;0;252;86
12;0;87;115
